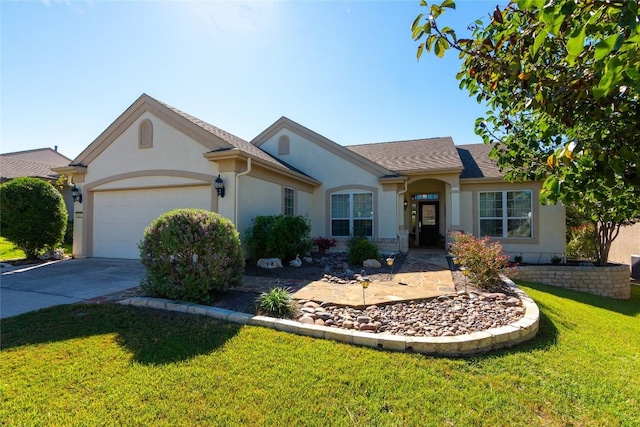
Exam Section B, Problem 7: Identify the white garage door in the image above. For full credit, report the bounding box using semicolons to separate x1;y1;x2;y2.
93;186;212;259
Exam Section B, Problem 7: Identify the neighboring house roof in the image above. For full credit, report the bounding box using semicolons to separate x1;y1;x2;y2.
456;144;502;179
0;148;71;181
346;137;464;175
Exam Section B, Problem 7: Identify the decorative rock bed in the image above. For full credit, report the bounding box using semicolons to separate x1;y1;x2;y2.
120;277;540;356
296;289;525;337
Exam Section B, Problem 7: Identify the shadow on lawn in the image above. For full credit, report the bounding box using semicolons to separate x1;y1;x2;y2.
0;304;242;365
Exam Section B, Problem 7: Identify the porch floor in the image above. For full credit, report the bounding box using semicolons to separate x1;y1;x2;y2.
244;249;455;307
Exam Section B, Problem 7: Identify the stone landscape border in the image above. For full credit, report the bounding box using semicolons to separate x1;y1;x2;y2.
119;277;539;356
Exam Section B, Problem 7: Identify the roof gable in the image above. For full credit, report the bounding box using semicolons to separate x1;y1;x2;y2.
251;117;398;177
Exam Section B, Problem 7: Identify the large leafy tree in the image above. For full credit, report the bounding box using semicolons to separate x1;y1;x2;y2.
412;0;640;265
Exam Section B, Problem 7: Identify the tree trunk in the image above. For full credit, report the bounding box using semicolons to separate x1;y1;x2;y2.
595;220;621;266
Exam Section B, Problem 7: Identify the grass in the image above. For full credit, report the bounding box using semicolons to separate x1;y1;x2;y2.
0;237;72;261
1;284;639;426
0;237;24;261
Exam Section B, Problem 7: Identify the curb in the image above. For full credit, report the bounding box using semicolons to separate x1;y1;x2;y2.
118;277;539;356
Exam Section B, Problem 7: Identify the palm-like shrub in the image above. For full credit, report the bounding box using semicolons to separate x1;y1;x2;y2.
0;177;68;259
138;209;244;304
256;286;296;317
448;231;510;289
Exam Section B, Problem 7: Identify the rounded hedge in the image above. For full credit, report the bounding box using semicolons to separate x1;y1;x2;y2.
138;209;245;304
0;177;68;259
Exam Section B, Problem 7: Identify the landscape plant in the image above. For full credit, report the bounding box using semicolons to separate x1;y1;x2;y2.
348;235;380;266
256;286;296;317
448;231;510;289
411;0;640;265
138;208;244;304
312;236;337;252
0;177;68;259
245;215;312;262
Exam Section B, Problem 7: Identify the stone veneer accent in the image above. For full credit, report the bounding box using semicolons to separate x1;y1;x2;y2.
514;264;630;299
119;277;539;357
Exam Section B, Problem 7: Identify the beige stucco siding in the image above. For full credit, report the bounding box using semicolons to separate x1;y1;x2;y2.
84;112;218;184
236;175;284;241
609;223;640;267
258;129;397;239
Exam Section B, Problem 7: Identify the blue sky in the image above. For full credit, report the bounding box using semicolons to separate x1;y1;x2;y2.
1;1;504;160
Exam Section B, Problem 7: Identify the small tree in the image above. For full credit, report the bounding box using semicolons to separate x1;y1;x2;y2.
448;231;510;289
411;0;640;265
0;177;68;259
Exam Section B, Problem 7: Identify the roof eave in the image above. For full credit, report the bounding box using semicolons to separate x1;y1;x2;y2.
203;150;322;188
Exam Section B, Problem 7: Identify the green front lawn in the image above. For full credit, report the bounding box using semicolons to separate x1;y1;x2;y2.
0;237;72;262
1;283;638;426
0;237;25;261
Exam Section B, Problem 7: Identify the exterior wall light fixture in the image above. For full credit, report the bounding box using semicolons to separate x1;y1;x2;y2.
214;174;225;198
403;198;408;210
71;184;83;203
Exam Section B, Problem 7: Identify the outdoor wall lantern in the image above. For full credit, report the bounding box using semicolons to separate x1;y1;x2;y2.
214;174;225;198
403;198;408;210
71;184;82;204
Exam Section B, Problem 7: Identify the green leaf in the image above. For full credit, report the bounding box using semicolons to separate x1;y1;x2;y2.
594;34;620;60
532;29;548;57
434;38;443;57
411;14;423;32
566;25;586;56
441;0;455;9
412;25;425;40
417;43;425;61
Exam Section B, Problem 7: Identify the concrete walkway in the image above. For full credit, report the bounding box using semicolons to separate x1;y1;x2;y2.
292;249;455;306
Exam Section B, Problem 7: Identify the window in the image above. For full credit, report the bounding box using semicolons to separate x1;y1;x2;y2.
284;187;295;216
278;135;290;155
412;193;439;200
331;192;373;237
479;190;532;238
138;119;153;149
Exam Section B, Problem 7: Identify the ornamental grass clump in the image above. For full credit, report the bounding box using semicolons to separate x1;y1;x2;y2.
138;209;244;304
256;286;296;317
448;231;510;289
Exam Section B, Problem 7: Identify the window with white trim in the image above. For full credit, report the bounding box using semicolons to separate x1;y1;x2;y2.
479;190;532;238
284;187;295;216
331;192;373;237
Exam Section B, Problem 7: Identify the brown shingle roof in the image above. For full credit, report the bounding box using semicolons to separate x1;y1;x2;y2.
157;99;289;170
456;144;502;179
0;148;71;181
345;137;464;174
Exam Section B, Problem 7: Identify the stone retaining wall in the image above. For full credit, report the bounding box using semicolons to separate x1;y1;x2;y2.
514;264;630;299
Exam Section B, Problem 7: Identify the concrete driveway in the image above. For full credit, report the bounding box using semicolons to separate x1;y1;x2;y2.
1;258;146;319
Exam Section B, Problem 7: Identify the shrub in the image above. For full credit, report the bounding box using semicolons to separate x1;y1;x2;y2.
245;215;311;261
312;236;337;251
566;223;597;260
348;235;380;266
138;209;244;304
64;221;74;245
0;177;68;259
256;286;295;317
448;231;510;289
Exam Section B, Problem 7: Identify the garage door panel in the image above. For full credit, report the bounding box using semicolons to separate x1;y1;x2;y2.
93;186;211;259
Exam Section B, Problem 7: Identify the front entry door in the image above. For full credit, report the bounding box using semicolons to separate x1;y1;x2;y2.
419;201;439;247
